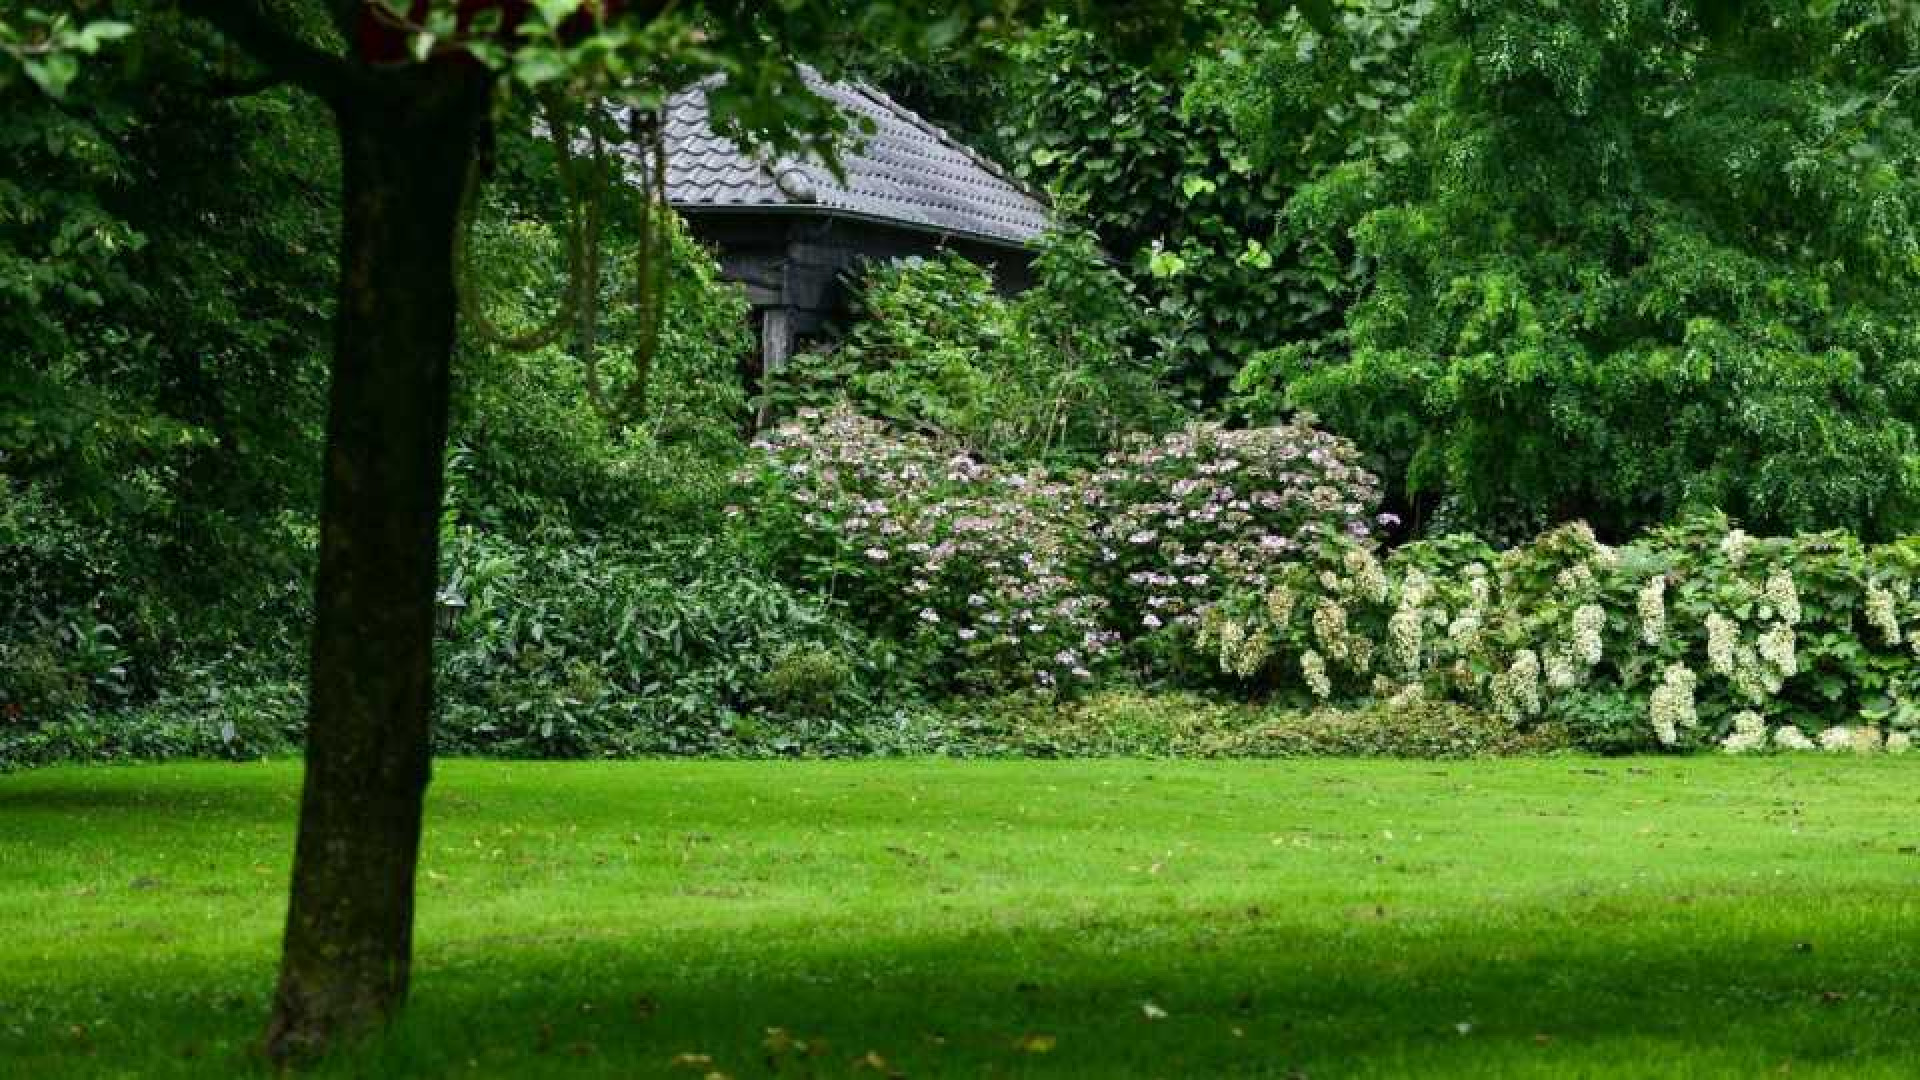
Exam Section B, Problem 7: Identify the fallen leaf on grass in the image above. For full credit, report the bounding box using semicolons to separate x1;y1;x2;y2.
1014;1033;1057;1054
1142;1002;1168;1020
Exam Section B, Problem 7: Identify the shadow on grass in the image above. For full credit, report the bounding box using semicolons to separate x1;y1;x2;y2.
9;897;1918;1079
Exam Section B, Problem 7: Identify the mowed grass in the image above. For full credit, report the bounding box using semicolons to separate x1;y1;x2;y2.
4;759;1920;1078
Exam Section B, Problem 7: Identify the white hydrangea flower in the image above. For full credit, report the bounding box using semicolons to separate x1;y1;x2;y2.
1637;576;1667;646
1706;613;1739;676
1763;569;1801;625
1466;571;1491;614
1398;568;1434;613
1888;732;1912;755
1447;611;1482;651
1215;619;1247;673
1543;649;1579;690
1230;630;1272;679
1300;649;1332;699
1851;726;1884;754
1347;636;1374;675
1388;680;1426;707
1720;529;1753;565
1731;646;1780;704
1387;607;1424;674
1343;547;1389;605
1649;663;1698;746
1265;585;1295;626
1493;649;1542;721
1312;600;1349;661
1720;712;1767;754
1571;603;1605;668
1818;726;1854;752
1757;623;1797;678
1555;563;1595;594
1866;583;1902;646
1772;725;1815;751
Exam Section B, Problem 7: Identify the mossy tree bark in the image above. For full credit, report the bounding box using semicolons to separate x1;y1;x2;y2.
262;62;491;1065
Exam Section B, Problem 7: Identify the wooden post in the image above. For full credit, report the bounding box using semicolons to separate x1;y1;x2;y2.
756;305;794;429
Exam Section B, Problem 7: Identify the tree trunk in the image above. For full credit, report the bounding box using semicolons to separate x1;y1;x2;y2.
265;66;490;1065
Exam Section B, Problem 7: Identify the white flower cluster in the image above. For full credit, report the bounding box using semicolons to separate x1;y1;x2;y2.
1773;725;1815;751
1387;607;1424;674
1866;583;1902;646
1447;611;1482;651
1210;618;1271;679
1756;623;1796;678
1544;650;1580;690
1344;547;1390;605
1300;649;1332;699
1466;568;1491;612
1705;613;1739;676
1764;569;1800;625
1818;725;1855;752
1492;649;1542;722
1890;732;1913;754
1720;711;1767;754
1312;599;1349;661
1637;575;1666;646
1720;529;1753;565
1649;663;1697;746
1265;585;1295;626
1571;603;1605;668
1555;563;1596;595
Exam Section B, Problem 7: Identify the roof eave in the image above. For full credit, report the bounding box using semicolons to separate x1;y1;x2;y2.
670;201;1047;254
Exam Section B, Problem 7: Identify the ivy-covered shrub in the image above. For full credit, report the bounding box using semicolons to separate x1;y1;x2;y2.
1198;513;1920;754
732;407;1116;694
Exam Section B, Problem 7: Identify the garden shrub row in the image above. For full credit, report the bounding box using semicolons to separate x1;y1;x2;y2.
741;408;1920;756
1198;517;1920;754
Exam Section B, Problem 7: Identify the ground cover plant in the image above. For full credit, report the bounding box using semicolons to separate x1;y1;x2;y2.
5;757;1920;1079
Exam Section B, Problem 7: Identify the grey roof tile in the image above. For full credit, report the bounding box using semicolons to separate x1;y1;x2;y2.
649;69;1051;248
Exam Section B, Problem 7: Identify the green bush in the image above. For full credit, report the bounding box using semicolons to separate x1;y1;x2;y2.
0;680;304;770
770;232;1176;464
433;530;901;758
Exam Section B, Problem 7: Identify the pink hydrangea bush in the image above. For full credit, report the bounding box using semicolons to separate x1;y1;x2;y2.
733;407;1115;693
1091;418;1389;639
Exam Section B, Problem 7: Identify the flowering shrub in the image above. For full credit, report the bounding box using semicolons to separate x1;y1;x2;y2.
1199;514;1920;753
1092;418;1387;642
734;408;1389;695
733;407;1115;694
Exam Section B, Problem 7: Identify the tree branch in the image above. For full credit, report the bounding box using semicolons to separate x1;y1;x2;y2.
176;0;356;105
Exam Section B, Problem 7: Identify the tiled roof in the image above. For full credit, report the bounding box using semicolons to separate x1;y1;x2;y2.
653;70;1051;249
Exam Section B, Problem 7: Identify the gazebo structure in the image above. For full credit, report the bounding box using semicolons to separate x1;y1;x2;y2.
658;71;1053;389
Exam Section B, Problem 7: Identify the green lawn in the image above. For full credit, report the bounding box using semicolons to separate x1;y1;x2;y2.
4;758;1920;1077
